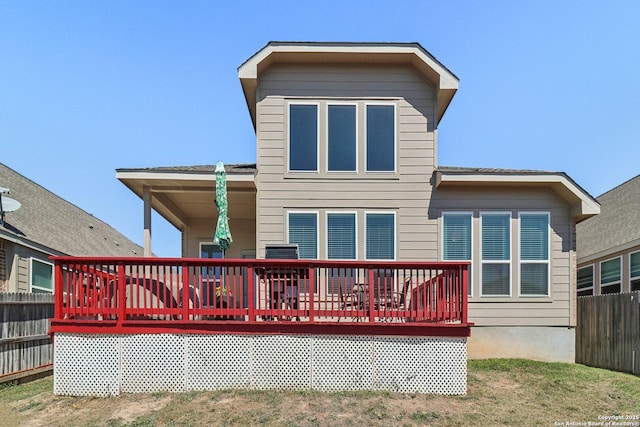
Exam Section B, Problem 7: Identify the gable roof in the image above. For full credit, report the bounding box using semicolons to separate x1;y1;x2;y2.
576;174;640;262
435;166;600;222
0;163;144;257
238;41;459;128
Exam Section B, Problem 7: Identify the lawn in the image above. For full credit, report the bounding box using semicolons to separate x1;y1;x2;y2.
1;359;639;426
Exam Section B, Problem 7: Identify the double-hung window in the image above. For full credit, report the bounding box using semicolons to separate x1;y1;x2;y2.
30;258;53;293
577;265;594;296
600;257;621;294
519;213;550;296
366;104;395;172
328;104;357;172
365;212;395;260
481;213;511;296
630;251;640;292
289;104;318;172
327;212;357;294
443;213;472;295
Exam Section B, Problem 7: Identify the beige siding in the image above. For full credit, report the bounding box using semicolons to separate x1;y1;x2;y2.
183;218;256;259
255;63;436;260
430;186;575;326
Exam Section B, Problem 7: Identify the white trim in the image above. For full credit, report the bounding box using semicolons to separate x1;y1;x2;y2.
286;210;319;259
326;102;359;174
364;102;397;174
29;257;54;294
441;211;473;297
517;212;551;298
479;211;512;298
287;101;320;173
325;211;358;260
364;210;397;261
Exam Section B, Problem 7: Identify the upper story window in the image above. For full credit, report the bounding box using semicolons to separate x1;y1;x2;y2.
577;265;594;296
30;258;53;293
365;212;395;260
366;105;395;172
481;213;511;297
442;212;472;295
631;251;640;292
519;213;550;296
600;257;621;294
328;104;357;172
289;104;318;172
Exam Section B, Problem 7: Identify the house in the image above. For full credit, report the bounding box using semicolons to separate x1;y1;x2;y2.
113;42;599;363
576;174;640;296
0;162;144;293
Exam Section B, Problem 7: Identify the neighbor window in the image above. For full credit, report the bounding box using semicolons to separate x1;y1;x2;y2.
365;212;395;260
577;265;594;297
443;213;472;295
328;104;356;172
289;104;318;171
600;257;621;294
630;251;640;292
519;213;550;296
30;258;53;293
287;212;318;259
481;213;511;296
366;104;395;172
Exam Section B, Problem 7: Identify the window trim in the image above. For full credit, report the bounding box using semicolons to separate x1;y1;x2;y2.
599;256;622;294
518;212;550;297
326;102;358;174
325;211;358;260
441;211;473;296
286;210;319;259
287;101;320;173
364;102;397;173
30;258;54;294
480;211;512;298
364;210;396;261
577;264;594;297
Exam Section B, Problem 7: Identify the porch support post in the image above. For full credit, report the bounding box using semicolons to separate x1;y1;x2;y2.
143;186;152;257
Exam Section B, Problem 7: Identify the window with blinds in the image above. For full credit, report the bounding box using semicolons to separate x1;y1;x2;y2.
600;257;621;294
631;252;640;292
365;213;395;260
577;265;594;296
481;213;511;296
443;213;472;295
327;213;356;260
519;213;549;296
287;212;318;259
30;258;53;293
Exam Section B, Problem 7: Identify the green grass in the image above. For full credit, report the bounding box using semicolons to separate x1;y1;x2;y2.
1;359;639;426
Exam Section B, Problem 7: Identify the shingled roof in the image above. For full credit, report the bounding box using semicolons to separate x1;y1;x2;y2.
576;174;640;260
0;163;144;257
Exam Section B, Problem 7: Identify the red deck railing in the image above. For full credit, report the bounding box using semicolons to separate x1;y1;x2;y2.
50;257;470;336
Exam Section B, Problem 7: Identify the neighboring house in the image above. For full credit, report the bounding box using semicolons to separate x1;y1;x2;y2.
0;163;144;293
576;174;640;296
116;42;599;362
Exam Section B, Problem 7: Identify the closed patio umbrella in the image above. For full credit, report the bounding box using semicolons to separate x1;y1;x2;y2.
213;161;232;252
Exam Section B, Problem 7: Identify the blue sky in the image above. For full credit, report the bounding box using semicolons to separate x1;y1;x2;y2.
2;1;639;258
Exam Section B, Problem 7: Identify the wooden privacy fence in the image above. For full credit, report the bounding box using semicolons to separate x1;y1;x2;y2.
576;292;640;376
0;293;53;382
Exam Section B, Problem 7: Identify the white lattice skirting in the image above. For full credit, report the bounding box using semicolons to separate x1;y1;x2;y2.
53;333;467;396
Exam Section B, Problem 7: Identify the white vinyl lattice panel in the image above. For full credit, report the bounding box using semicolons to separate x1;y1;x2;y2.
252;335;312;390
53;334;120;397
186;335;252;390
120;334;185;393
312;335;374;391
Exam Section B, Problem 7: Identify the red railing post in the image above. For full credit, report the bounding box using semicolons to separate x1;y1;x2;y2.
367;268;375;323
117;263;126;327
248;265;255;322
54;260;63;320
308;266;315;322
461;265;469;325
181;262;190;321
